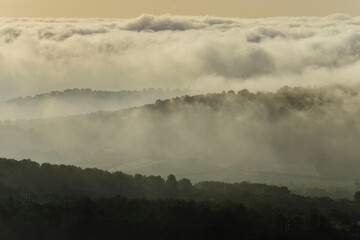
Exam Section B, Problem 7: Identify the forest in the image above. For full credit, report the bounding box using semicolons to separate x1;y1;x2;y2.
0;158;359;239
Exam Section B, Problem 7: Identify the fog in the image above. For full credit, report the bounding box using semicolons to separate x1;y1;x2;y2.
1;85;360;188
1;14;360;100
0;88;189;120
1;14;360;189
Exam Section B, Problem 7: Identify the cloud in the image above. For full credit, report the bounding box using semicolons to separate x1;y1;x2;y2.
1;14;360;186
121;14;207;31
0;14;360;100
2;85;360;185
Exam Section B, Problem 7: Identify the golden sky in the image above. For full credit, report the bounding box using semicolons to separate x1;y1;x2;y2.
1;0;360;18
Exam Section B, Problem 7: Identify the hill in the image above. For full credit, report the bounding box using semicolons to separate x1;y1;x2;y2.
0;88;188;120
0;85;359;191
0;158;359;240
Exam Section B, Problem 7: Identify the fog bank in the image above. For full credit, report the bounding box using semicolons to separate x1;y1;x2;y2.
1;14;360;99
1;85;360;187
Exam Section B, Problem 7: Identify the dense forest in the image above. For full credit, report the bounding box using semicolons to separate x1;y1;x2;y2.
0;158;360;239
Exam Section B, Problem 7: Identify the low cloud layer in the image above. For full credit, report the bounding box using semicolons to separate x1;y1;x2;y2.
1;85;360;187
1;15;360;189
1;14;360;99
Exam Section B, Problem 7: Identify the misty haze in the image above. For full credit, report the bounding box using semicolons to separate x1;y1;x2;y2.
1;10;360;240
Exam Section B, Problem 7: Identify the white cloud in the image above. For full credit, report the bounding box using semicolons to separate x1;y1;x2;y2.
0;14;360;99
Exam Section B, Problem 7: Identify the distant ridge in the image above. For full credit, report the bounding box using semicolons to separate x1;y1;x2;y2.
4;88;187;104
0;88;190;120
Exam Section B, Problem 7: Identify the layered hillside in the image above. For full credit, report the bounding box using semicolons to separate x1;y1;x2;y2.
1;85;359;190
0;88;188;120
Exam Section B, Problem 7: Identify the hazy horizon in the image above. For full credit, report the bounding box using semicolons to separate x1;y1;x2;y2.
2;2;360;239
1;13;360;191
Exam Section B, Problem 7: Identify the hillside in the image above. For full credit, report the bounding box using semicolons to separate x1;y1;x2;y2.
0;86;359;192
0;158;359;240
0;88;189;120
0;157;291;203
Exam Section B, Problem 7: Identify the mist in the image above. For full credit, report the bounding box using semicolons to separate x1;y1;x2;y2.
1;14;360;189
1;85;359;189
1;14;360;100
0;88;190;120
3;7;360;240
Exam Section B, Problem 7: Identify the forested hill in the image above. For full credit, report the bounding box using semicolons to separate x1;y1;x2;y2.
5;88;186;105
0;158;359;212
0;157;292;203
0;158;360;240
1;85;359;187
0;88;188;120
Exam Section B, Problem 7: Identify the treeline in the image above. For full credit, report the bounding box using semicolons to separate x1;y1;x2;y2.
0;158;359;212
0;158;360;239
1;196;358;240
5;88;187;104
150;85;354;114
0;158;291;203
0;87;190;120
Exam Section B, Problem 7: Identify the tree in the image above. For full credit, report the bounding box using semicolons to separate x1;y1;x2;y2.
166;174;178;197
354;191;360;202
178;178;193;196
178;178;192;190
166;174;177;187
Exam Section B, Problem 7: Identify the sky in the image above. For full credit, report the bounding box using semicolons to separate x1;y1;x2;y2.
1;0;360;18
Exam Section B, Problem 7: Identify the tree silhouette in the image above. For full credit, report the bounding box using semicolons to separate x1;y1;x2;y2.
354;191;360;202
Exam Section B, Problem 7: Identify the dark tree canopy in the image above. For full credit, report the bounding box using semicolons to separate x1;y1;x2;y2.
0;158;359;240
